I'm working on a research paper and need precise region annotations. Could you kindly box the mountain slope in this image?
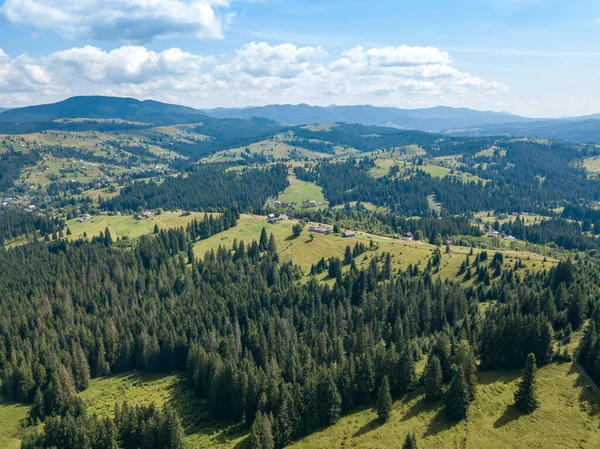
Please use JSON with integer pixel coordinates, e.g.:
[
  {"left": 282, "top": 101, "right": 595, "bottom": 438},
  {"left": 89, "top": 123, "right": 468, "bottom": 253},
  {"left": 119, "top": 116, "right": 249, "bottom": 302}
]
[
  {"left": 445, "top": 117, "right": 600, "bottom": 143},
  {"left": 0, "top": 96, "right": 206, "bottom": 124},
  {"left": 205, "top": 104, "right": 534, "bottom": 132}
]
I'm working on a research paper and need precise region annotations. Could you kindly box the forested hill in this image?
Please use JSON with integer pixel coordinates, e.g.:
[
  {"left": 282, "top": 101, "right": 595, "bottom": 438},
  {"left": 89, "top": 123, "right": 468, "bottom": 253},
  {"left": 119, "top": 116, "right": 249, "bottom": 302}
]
[{"left": 0, "top": 96, "right": 206, "bottom": 125}]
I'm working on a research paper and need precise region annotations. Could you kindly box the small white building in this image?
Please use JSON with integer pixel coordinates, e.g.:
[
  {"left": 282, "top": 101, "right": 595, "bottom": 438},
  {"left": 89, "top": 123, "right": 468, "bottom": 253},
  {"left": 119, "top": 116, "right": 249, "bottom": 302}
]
[{"left": 278, "top": 214, "right": 289, "bottom": 221}]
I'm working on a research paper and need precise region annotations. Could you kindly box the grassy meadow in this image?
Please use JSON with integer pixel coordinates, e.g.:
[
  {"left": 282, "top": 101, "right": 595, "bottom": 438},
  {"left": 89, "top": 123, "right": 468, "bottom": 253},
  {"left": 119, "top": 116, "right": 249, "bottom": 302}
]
[
  {"left": 291, "top": 362, "right": 600, "bottom": 449},
  {"left": 66, "top": 211, "right": 213, "bottom": 241},
  {"left": 0, "top": 396, "right": 30, "bottom": 449},
  {"left": 193, "top": 214, "right": 555, "bottom": 279},
  {"left": 4, "top": 361, "right": 598, "bottom": 449},
  {"left": 275, "top": 175, "right": 326, "bottom": 206}
]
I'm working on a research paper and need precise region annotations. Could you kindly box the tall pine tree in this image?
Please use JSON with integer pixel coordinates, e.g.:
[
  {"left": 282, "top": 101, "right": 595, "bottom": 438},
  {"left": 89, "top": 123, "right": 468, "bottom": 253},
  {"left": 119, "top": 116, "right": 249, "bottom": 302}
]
[
  {"left": 376, "top": 376, "right": 393, "bottom": 423},
  {"left": 514, "top": 353, "right": 539, "bottom": 414}
]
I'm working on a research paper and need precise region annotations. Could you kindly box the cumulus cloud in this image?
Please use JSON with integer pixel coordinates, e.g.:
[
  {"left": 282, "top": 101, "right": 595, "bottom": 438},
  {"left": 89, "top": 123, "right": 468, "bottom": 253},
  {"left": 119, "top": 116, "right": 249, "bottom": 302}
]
[
  {"left": 0, "top": 0, "right": 232, "bottom": 42},
  {"left": 0, "top": 42, "right": 507, "bottom": 109}
]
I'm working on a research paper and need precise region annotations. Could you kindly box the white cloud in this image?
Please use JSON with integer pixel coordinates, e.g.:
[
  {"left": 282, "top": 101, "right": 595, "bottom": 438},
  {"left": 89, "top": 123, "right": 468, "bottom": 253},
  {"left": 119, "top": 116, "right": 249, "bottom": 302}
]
[
  {"left": 0, "top": 0, "right": 232, "bottom": 42},
  {"left": 0, "top": 42, "right": 507, "bottom": 109}
]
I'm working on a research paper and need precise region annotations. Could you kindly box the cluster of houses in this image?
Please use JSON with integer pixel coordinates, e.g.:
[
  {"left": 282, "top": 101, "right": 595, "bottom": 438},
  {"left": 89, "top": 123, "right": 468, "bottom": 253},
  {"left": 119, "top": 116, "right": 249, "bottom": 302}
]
[
  {"left": 1, "top": 196, "right": 32, "bottom": 208},
  {"left": 271, "top": 200, "right": 293, "bottom": 208},
  {"left": 303, "top": 200, "right": 324, "bottom": 208},
  {"left": 267, "top": 213, "right": 289, "bottom": 224},
  {"left": 487, "top": 230, "right": 517, "bottom": 241},
  {"left": 135, "top": 210, "right": 154, "bottom": 221},
  {"left": 309, "top": 224, "right": 332, "bottom": 234}
]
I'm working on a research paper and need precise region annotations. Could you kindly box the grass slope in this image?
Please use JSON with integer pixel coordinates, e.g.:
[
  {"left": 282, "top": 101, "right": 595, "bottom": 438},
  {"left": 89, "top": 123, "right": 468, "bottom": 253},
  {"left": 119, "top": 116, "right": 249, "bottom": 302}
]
[
  {"left": 4, "top": 361, "right": 597, "bottom": 449},
  {"left": 67, "top": 211, "right": 214, "bottom": 241},
  {"left": 276, "top": 175, "right": 326, "bottom": 206},
  {"left": 0, "top": 396, "right": 30, "bottom": 449},
  {"left": 292, "top": 362, "right": 600, "bottom": 449},
  {"left": 193, "top": 215, "right": 554, "bottom": 279},
  {"left": 79, "top": 373, "right": 246, "bottom": 448}
]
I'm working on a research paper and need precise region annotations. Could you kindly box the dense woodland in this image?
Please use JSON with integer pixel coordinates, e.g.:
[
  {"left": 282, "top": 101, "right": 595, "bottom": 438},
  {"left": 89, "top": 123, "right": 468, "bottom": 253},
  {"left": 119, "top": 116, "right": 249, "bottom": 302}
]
[
  {"left": 103, "top": 163, "right": 288, "bottom": 212},
  {"left": 0, "top": 210, "right": 64, "bottom": 245},
  {"left": 0, "top": 217, "right": 595, "bottom": 447},
  {"left": 293, "top": 137, "right": 600, "bottom": 217}
]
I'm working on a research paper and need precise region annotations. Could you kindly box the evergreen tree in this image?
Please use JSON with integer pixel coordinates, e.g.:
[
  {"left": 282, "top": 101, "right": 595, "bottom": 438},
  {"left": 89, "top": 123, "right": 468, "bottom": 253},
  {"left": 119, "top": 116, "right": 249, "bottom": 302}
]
[
  {"left": 250, "top": 411, "right": 275, "bottom": 449},
  {"left": 268, "top": 233, "right": 277, "bottom": 254},
  {"left": 259, "top": 228, "right": 269, "bottom": 251},
  {"left": 344, "top": 245, "right": 352, "bottom": 265},
  {"left": 402, "top": 432, "right": 418, "bottom": 449},
  {"left": 423, "top": 355, "right": 443, "bottom": 402},
  {"left": 445, "top": 367, "right": 471, "bottom": 421},
  {"left": 514, "top": 353, "right": 539, "bottom": 414},
  {"left": 376, "top": 376, "right": 392, "bottom": 423}
]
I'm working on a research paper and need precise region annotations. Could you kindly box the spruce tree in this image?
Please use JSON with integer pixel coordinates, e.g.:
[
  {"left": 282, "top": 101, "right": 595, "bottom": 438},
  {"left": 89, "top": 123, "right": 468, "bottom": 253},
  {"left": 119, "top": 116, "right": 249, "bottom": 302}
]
[
  {"left": 250, "top": 411, "right": 274, "bottom": 449},
  {"left": 423, "top": 355, "right": 443, "bottom": 402},
  {"left": 402, "top": 432, "right": 418, "bottom": 449},
  {"left": 344, "top": 245, "right": 353, "bottom": 265},
  {"left": 376, "top": 375, "right": 393, "bottom": 423},
  {"left": 445, "top": 366, "right": 471, "bottom": 421},
  {"left": 514, "top": 353, "right": 539, "bottom": 414},
  {"left": 259, "top": 227, "right": 268, "bottom": 251}
]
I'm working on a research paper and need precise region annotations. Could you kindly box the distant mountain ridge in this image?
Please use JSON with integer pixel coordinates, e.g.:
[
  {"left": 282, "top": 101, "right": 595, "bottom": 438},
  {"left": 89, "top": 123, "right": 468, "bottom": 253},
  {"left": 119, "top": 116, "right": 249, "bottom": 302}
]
[
  {"left": 204, "top": 104, "right": 535, "bottom": 132},
  {"left": 445, "top": 117, "right": 600, "bottom": 143},
  {"left": 2, "top": 96, "right": 600, "bottom": 143},
  {"left": 0, "top": 96, "right": 206, "bottom": 124}
]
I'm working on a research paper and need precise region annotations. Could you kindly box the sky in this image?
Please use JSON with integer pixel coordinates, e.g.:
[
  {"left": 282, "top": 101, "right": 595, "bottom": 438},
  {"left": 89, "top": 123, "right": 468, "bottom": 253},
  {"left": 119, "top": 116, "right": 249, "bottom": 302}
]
[{"left": 0, "top": 0, "right": 599, "bottom": 117}]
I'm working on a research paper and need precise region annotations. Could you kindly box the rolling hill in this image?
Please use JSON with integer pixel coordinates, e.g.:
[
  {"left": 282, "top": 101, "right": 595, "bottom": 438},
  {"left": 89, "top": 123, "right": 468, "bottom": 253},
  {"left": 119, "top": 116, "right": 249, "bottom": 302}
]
[
  {"left": 0, "top": 96, "right": 206, "bottom": 124},
  {"left": 204, "top": 104, "right": 534, "bottom": 131}
]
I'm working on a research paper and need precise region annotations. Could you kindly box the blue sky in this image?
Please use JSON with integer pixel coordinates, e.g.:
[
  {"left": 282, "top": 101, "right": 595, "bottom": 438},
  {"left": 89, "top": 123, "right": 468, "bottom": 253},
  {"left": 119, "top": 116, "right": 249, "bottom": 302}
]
[{"left": 0, "top": 0, "right": 598, "bottom": 117}]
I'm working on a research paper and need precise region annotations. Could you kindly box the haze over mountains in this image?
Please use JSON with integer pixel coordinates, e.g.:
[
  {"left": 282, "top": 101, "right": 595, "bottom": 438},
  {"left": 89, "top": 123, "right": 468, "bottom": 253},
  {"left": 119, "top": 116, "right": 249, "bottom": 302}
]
[
  {"left": 1, "top": 96, "right": 600, "bottom": 143},
  {"left": 204, "top": 104, "right": 532, "bottom": 132}
]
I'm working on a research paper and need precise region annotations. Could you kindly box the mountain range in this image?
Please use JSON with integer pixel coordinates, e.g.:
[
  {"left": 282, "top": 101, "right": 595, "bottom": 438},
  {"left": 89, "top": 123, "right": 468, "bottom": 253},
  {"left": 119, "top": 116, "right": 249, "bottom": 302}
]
[
  {"left": 204, "top": 104, "right": 533, "bottom": 132},
  {"left": 1, "top": 96, "right": 600, "bottom": 143}
]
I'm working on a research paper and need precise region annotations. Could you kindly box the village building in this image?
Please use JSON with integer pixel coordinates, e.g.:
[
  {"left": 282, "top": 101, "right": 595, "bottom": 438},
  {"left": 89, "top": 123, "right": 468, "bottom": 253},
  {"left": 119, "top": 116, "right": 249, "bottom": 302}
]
[
  {"left": 342, "top": 230, "right": 356, "bottom": 238},
  {"left": 278, "top": 214, "right": 289, "bottom": 221},
  {"left": 309, "top": 224, "right": 331, "bottom": 235},
  {"left": 402, "top": 231, "right": 414, "bottom": 240}
]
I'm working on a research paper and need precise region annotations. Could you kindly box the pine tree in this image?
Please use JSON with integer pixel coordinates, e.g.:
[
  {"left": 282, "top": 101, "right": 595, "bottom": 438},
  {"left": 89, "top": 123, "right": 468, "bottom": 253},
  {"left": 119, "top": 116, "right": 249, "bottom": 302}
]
[
  {"left": 344, "top": 245, "right": 352, "bottom": 265},
  {"left": 250, "top": 411, "right": 275, "bottom": 449},
  {"left": 259, "top": 227, "right": 269, "bottom": 251},
  {"left": 402, "top": 432, "right": 418, "bottom": 449},
  {"left": 376, "top": 376, "right": 393, "bottom": 423},
  {"left": 268, "top": 234, "right": 277, "bottom": 254},
  {"left": 445, "top": 366, "right": 471, "bottom": 421},
  {"left": 323, "top": 372, "right": 342, "bottom": 425},
  {"left": 423, "top": 355, "right": 443, "bottom": 402},
  {"left": 514, "top": 353, "right": 539, "bottom": 414},
  {"left": 30, "top": 387, "right": 45, "bottom": 423}
]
